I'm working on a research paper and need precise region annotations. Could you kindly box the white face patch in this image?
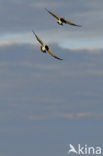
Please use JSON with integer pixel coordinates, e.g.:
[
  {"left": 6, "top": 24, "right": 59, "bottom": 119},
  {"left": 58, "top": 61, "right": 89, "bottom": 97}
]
[
  {"left": 58, "top": 19, "right": 62, "bottom": 24},
  {"left": 42, "top": 46, "right": 46, "bottom": 51}
]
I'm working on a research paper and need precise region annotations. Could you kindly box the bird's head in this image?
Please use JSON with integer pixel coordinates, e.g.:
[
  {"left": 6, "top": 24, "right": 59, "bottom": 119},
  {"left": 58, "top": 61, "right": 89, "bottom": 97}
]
[{"left": 62, "top": 16, "right": 65, "bottom": 19}]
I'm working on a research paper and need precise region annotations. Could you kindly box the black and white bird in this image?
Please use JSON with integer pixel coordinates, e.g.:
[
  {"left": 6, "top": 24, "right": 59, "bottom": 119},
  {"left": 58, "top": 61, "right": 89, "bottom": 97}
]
[
  {"left": 32, "top": 31, "right": 63, "bottom": 60},
  {"left": 45, "top": 8, "right": 81, "bottom": 27}
]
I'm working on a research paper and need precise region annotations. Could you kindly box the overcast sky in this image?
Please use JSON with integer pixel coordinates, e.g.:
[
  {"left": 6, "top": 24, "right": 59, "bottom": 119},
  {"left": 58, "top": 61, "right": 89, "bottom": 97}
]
[{"left": 0, "top": 0, "right": 103, "bottom": 156}]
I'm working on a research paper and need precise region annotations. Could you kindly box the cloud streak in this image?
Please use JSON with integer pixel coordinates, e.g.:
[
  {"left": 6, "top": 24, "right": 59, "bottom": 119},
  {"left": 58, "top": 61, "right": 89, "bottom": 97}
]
[
  {"left": 30, "top": 1, "right": 66, "bottom": 9},
  {"left": 28, "top": 112, "right": 103, "bottom": 121}
]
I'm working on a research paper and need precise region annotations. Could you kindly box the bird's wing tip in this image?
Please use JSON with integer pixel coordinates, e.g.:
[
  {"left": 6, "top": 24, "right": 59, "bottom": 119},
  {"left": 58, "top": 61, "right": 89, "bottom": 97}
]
[
  {"left": 77, "top": 25, "right": 82, "bottom": 27},
  {"left": 32, "top": 30, "right": 35, "bottom": 34},
  {"left": 58, "top": 57, "right": 63, "bottom": 61},
  {"left": 54, "top": 56, "right": 63, "bottom": 61},
  {"left": 32, "top": 30, "right": 37, "bottom": 37},
  {"left": 56, "top": 57, "right": 63, "bottom": 61},
  {"left": 45, "top": 8, "right": 48, "bottom": 12}
]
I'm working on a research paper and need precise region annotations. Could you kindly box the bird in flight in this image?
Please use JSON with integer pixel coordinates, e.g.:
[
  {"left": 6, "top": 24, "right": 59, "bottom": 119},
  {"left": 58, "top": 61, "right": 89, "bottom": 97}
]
[
  {"left": 45, "top": 8, "right": 81, "bottom": 27},
  {"left": 32, "top": 31, "right": 63, "bottom": 60}
]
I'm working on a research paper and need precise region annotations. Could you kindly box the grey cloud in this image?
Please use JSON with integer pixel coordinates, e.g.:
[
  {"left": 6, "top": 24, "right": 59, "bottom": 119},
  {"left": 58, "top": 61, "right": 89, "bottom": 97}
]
[
  {"left": 28, "top": 112, "right": 103, "bottom": 121},
  {"left": 77, "top": 112, "right": 103, "bottom": 120},
  {"left": 30, "top": 1, "right": 66, "bottom": 9},
  {"left": 0, "top": 0, "right": 103, "bottom": 42},
  {"left": 0, "top": 44, "right": 103, "bottom": 122}
]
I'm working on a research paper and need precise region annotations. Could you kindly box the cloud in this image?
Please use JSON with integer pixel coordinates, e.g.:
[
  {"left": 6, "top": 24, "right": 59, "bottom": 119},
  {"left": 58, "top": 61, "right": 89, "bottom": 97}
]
[
  {"left": 0, "top": 0, "right": 103, "bottom": 51},
  {"left": 28, "top": 112, "right": 103, "bottom": 121},
  {"left": 0, "top": 0, "right": 103, "bottom": 39},
  {"left": 30, "top": 1, "right": 66, "bottom": 9},
  {"left": 1, "top": 28, "right": 103, "bottom": 50},
  {"left": 0, "top": 32, "right": 32, "bottom": 47},
  {"left": 1, "top": 30, "right": 103, "bottom": 52},
  {"left": 0, "top": 43, "right": 103, "bottom": 125},
  {"left": 28, "top": 113, "right": 73, "bottom": 121},
  {"left": 77, "top": 112, "right": 103, "bottom": 120}
]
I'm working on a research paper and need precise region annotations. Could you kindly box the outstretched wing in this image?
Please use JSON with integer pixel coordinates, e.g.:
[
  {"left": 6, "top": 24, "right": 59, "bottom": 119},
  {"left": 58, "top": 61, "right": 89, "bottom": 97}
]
[
  {"left": 65, "top": 19, "right": 81, "bottom": 27},
  {"left": 48, "top": 49, "right": 63, "bottom": 60},
  {"left": 32, "top": 30, "right": 44, "bottom": 45},
  {"left": 45, "top": 8, "right": 60, "bottom": 20}
]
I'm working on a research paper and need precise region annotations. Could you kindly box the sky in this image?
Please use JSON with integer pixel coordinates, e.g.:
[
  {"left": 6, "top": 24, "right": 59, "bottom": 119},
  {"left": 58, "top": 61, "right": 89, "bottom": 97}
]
[{"left": 0, "top": 0, "right": 103, "bottom": 156}]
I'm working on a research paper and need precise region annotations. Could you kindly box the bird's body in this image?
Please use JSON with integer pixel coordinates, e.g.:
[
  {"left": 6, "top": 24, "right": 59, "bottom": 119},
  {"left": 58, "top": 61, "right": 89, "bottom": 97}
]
[
  {"left": 58, "top": 19, "right": 63, "bottom": 25},
  {"left": 41, "top": 46, "right": 46, "bottom": 52},
  {"left": 45, "top": 8, "right": 81, "bottom": 27},
  {"left": 32, "top": 31, "right": 63, "bottom": 60},
  {"left": 41, "top": 45, "right": 49, "bottom": 53}
]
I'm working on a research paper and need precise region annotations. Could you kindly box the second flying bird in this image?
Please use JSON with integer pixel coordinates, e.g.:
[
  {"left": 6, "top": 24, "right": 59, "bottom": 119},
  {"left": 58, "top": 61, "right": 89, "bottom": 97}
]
[{"left": 45, "top": 8, "right": 81, "bottom": 27}]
